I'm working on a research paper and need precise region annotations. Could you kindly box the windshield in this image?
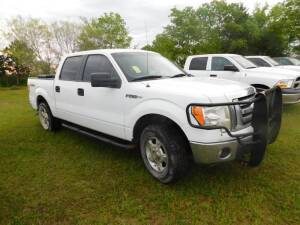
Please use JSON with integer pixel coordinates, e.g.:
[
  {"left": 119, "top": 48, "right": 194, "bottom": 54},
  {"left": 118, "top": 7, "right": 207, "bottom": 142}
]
[
  {"left": 111, "top": 52, "right": 185, "bottom": 81},
  {"left": 264, "top": 56, "right": 280, "bottom": 66},
  {"left": 289, "top": 57, "right": 300, "bottom": 65},
  {"left": 230, "top": 55, "right": 257, "bottom": 69}
]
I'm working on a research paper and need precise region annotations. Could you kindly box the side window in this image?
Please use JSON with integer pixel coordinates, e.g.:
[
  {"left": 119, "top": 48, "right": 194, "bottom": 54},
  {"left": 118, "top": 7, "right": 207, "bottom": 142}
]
[
  {"left": 249, "top": 58, "right": 271, "bottom": 67},
  {"left": 211, "top": 57, "right": 234, "bottom": 71},
  {"left": 83, "top": 55, "right": 116, "bottom": 82},
  {"left": 60, "top": 56, "right": 83, "bottom": 81},
  {"left": 189, "top": 57, "right": 208, "bottom": 70}
]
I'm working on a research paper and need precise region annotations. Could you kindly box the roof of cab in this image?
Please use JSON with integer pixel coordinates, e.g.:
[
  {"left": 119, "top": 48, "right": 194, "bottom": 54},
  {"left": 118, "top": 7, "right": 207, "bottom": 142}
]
[
  {"left": 188, "top": 53, "right": 241, "bottom": 58},
  {"left": 65, "top": 49, "right": 155, "bottom": 57},
  {"left": 246, "top": 56, "right": 267, "bottom": 58}
]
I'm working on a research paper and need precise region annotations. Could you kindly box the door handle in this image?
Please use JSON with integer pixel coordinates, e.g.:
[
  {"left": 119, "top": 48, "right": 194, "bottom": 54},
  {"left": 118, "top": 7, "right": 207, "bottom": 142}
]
[
  {"left": 55, "top": 86, "right": 60, "bottom": 92},
  {"left": 210, "top": 74, "right": 217, "bottom": 77},
  {"left": 77, "top": 88, "right": 84, "bottom": 96}
]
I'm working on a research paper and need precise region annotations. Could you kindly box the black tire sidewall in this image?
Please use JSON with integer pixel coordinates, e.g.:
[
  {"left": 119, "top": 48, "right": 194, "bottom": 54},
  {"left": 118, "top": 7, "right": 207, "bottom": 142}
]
[{"left": 140, "top": 124, "right": 187, "bottom": 183}]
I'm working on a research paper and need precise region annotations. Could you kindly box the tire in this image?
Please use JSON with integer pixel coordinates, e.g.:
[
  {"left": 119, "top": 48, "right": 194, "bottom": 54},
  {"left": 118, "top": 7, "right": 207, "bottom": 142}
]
[
  {"left": 140, "top": 124, "right": 189, "bottom": 183},
  {"left": 38, "top": 102, "right": 60, "bottom": 131}
]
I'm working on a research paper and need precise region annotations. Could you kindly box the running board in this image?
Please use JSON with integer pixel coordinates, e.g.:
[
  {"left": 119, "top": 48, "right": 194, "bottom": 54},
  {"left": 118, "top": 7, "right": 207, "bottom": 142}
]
[{"left": 62, "top": 123, "right": 136, "bottom": 149}]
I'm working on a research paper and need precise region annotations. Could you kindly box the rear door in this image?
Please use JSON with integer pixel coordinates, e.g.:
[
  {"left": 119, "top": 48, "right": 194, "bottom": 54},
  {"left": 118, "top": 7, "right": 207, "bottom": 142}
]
[
  {"left": 209, "top": 56, "right": 242, "bottom": 81},
  {"left": 186, "top": 57, "right": 210, "bottom": 77},
  {"left": 54, "top": 55, "right": 85, "bottom": 123}
]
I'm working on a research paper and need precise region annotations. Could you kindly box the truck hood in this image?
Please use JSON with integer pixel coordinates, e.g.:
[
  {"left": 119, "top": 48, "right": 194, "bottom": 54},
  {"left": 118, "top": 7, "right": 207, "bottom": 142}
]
[
  {"left": 247, "top": 67, "right": 300, "bottom": 79},
  {"left": 139, "top": 77, "right": 252, "bottom": 102},
  {"left": 276, "top": 65, "right": 300, "bottom": 72}
]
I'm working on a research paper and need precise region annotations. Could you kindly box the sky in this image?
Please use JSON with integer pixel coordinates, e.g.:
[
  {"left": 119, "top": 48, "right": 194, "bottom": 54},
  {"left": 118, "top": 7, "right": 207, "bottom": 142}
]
[{"left": 0, "top": 0, "right": 283, "bottom": 49}]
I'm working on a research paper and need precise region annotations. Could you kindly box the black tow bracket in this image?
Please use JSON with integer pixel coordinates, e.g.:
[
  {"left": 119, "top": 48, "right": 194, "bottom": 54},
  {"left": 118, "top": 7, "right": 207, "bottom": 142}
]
[{"left": 242, "top": 87, "right": 282, "bottom": 167}]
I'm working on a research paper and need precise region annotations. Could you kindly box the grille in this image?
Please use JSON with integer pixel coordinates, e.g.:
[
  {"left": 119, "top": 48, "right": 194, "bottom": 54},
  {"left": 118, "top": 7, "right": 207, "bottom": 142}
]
[
  {"left": 294, "top": 77, "right": 300, "bottom": 89},
  {"left": 233, "top": 93, "right": 255, "bottom": 129}
]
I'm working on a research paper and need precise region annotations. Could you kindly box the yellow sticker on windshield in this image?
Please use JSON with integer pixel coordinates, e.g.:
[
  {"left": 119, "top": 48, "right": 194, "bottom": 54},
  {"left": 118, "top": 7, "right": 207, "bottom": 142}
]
[{"left": 132, "top": 65, "right": 141, "bottom": 73}]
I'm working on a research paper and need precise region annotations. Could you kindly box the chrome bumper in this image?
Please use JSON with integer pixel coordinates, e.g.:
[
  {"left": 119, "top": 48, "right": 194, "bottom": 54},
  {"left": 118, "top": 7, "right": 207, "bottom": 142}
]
[
  {"left": 190, "top": 137, "right": 251, "bottom": 164},
  {"left": 282, "top": 88, "right": 300, "bottom": 104},
  {"left": 282, "top": 93, "right": 300, "bottom": 104}
]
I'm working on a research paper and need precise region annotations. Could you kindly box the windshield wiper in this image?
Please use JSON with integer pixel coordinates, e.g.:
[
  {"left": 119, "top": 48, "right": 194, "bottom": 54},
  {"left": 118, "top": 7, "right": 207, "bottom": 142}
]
[
  {"left": 246, "top": 66, "right": 257, "bottom": 69},
  {"left": 131, "top": 75, "right": 163, "bottom": 82}
]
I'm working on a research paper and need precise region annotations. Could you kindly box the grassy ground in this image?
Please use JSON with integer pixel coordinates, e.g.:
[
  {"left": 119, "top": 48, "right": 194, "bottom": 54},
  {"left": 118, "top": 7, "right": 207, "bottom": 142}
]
[{"left": 0, "top": 87, "right": 299, "bottom": 225}]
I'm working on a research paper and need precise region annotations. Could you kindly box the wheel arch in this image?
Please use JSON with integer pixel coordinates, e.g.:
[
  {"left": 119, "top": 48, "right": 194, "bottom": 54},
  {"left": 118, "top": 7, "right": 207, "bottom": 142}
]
[
  {"left": 251, "top": 84, "right": 270, "bottom": 92},
  {"left": 132, "top": 113, "right": 192, "bottom": 155}
]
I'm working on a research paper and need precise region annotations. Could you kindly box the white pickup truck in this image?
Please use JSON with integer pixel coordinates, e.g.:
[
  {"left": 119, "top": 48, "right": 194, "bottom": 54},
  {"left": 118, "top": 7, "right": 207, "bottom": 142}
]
[
  {"left": 28, "top": 49, "right": 282, "bottom": 183},
  {"left": 184, "top": 54, "right": 300, "bottom": 104},
  {"left": 246, "top": 56, "right": 300, "bottom": 72}
]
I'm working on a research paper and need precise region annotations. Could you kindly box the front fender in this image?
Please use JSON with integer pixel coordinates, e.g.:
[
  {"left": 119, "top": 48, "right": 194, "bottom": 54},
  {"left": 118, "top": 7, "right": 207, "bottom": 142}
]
[{"left": 125, "top": 99, "right": 189, "bottom": 140}]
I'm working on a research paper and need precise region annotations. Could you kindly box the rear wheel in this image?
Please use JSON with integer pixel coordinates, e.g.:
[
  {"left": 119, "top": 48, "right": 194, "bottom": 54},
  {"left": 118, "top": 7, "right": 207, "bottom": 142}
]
[
  {"left": 38, "top": 102, "right": 60, "bottom": 131},
  {"left": 140, "top": 124, "right": 189, "bottom": 183}
]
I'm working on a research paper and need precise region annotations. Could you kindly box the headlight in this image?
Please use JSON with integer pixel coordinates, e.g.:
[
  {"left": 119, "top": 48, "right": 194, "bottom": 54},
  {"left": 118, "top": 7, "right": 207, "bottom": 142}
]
[
  {"left": 276, "top": 79, "right": 294, "bottom": 89},
  {"left": 188, "top": 105, "right": 232, "bottom": 130}
]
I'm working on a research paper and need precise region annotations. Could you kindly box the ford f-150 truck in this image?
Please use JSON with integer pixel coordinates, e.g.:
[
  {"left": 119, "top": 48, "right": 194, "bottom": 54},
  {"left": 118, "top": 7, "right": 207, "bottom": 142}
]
[
  {"left": 184, "top": 54, "right": 300, "bottom": 104},
  {"left": 246, "top": 56, "right": 300, "bottom": 72},
  {"left": 28, "top": 49, "right": 282, "bottom": 183}
]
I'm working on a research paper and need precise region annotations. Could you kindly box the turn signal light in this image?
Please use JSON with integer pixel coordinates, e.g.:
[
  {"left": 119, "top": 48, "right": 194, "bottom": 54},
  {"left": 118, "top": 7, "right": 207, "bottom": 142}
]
[{"left": 191, "top": 106, "right": 205, "bottom": 126}]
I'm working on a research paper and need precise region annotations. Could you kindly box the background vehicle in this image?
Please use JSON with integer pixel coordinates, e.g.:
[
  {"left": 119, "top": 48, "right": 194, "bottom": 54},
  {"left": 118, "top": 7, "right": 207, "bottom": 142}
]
[
  {"left": 273, "top": 57, "right": 300, "bottom": 66},
  {"left": 246, "top": 56, "right": 300, "bottom": 72},
  {"left": 28, "top": 49, "right": 282, "bottom": 183},
  {"left": 184, "top": 54, "right": 300, "bottom": 104}
]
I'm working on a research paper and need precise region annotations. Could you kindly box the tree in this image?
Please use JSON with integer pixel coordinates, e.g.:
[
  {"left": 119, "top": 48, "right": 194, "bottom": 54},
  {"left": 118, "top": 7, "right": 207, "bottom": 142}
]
[
  {"left": 3, "top": 41, "right": 33, "bottom": 84},
  {"left": 78, "top": 12, "right": 132, "bottom": 50},
  {"left": 0, "top": 55, "right": 6, "bottom": 77},
  {"left": 50, "top": 21, "right": 81, "bottom": 59},
  {"left": 145, "top": 1, "right": 253, "bottom": 66},
  {"left": 278, "top": 0, "right": 300, "bottom": 54},
  {"left": 5, "top": 16, "right": 56, "bottom": 72}
]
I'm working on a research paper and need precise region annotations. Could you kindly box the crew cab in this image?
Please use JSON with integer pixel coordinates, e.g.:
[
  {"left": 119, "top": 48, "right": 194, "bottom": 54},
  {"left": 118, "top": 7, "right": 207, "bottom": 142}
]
[
  {"left": 184, "top": 54, "right": 300, "bottom": 104},
  {"left": 246, "top": 56, "right": 300, "bottom": 72},
  {"left": 28, "top": 49, "right": 282, "bottom": 183}
]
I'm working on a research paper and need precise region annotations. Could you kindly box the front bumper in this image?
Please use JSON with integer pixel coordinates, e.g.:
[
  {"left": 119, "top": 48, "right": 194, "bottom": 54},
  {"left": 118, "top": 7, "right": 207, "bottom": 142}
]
[
  {"left": 190, "top": 137, "right": 251, "bottom": 164},
  {"left": 187, "top": 87, "right": 282, "bottom": 166},
  {"left": 282, "top": 88, "right": 300, "bottom": 104}
]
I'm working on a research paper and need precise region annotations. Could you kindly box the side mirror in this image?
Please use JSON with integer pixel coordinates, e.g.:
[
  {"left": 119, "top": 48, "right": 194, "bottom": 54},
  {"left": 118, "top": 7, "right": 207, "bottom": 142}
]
[
  {"left": 224, "top": 65, "right": 239, "bottom": 72},
  {"left": 91, "top": 73, "right": 121, "bottom": 88}
]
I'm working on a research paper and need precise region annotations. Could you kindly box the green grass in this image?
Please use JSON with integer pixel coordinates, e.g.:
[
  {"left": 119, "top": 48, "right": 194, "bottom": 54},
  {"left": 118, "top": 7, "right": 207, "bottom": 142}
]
[{"left": 0, "top": 87, "right": 299, "bottom": 225}]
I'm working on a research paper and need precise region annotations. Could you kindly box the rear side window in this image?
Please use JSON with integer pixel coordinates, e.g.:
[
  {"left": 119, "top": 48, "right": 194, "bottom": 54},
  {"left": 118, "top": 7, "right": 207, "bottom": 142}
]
[
  {"left": 211, "top": 57, "right": 234, "bottom": 71},
  {"left": 248, "top": 58, "right": 271, "bottom": 67},
  {"left": 189, "top": 57, "right": 208, "bottom": 70},
  {"left": 83, "top": 55, "right": 116, "bottom": 82},
  {"left": 60, "top": 56, "right": 83, "bottom": 81}
]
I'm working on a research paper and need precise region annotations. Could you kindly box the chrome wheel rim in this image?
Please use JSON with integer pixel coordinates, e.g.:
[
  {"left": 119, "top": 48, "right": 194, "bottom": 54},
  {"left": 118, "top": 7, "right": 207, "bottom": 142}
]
[
  {"left": 145, "top": 137, "right": 168, "bottom": 173},
  {"left": 39, "top": 105, "right": 49, "bottom": 130}
]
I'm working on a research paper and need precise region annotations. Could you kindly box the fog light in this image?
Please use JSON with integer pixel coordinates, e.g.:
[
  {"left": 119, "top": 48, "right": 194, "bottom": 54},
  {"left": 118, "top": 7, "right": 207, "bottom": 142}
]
[{"left": 219, "top": 147, "right": 231, "bottom": 159}]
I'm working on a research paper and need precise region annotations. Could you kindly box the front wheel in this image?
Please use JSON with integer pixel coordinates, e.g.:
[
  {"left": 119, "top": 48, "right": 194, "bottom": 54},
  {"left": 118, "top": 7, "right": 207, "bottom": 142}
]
[
  {"left": 38, "top": 102, "right": 60, "bottom": 131},
  {"left": 140, "top": 124, "right": 189, "bottom": 183}
]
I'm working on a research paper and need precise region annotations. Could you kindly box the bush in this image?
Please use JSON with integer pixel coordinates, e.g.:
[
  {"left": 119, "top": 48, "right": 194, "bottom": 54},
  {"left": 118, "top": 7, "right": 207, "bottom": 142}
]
[{"left": 0, "top": 75, "right": 28, "bottom": 87}]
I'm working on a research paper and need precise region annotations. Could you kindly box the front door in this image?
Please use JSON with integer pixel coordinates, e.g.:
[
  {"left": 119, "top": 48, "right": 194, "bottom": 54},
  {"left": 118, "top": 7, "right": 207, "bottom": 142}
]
[
  {"left": 78, "top": 54, "right": 125, "bottom": 139},
  {"left": 209, "top": 56, "right": 242, "bottom": 82}
]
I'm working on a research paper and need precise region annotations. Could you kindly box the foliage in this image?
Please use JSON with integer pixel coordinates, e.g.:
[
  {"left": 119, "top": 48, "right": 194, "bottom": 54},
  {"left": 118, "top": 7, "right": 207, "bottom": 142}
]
[
  {"left": 146, "top": 0, "right": 298, "bottom": 65},
  {"left": 50, "top": 21, "right": 81, "bottom": 58},
  {"left": 78, "top": 12, "right": 132, "bottom": 50}
]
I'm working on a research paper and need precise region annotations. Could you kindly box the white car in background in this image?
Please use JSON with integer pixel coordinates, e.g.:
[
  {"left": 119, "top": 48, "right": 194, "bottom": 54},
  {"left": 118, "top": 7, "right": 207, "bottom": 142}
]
[
  {"left": 184, "top": 54, "right": 300, "bottom": 104},
  {"left": 273, "top": 57, "right": 300, "bottom": 66},
  {"left": 246, "top": 56, "right": 300, "bottom": 72}
]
